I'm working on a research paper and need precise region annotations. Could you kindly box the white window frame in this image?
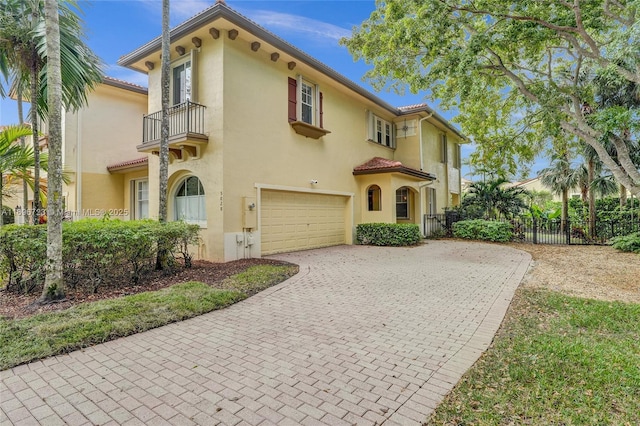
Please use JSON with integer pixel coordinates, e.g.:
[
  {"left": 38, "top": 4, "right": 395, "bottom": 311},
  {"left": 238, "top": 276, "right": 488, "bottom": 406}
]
[
  {"left": 135, "top": 179, "right": 149, "bottom": 220},
  {"left": 174, "top": 176, "right": 207, "bottom": 227},
  {"left": 367, "top": 112, "right": 396, "bottom": 148},
  {"left": 130, "top": 179, "right": 149, "bottom": 220},
  {"left": 170, "top": 50, "right": 198, "bottom": 106},
  {"left": 297, "top": 76, "right": 320, "bottom": 126},
  {"left": 396, "top": 187, "right": 410, "bottom": 219}
]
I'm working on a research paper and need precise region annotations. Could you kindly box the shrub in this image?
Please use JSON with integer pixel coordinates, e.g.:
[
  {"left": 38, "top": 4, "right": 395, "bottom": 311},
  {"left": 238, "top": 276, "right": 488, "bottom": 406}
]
[
  {"left": 0, "top": 219, "right": 201, "bottom": 294},
  {"left": 2, "top": 206, "right": 15, "bottom": 225},
  {"left": 356, "top": 223, "right": 422, "bottom": 246},
  {"left": 610, "top": 232, "right": 640, "bottom": 254},
  {"left": 452, "top": 219, "right": 513, "bottom": 242}
]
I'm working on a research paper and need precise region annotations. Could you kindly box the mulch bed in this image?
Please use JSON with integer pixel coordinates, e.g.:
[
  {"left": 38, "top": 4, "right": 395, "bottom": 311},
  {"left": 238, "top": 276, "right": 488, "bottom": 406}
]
[{"left": 0, "top": 258, "right": 292, "bottom": 320}]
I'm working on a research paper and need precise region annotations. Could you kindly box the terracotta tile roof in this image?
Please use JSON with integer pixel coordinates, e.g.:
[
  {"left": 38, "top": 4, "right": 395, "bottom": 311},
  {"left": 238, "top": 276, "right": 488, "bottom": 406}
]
[
  {"left": 353, "top": 157, "right": 436, "bottom": 180},
  {"left": 103, "top": 76, "right": 148, "bottom": 94},
  {"left": 354, "top": 157, "right": 403, "bottom": 171},
  {"left": 107, "top": 157, "right": 148, "bottom": 172}
]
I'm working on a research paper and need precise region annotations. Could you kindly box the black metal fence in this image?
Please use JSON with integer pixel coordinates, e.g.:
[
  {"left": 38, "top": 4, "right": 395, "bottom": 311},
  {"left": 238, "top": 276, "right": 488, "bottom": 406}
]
[
  {"left": 142, "top": 100, "right": 207, "bottom": 144},
  {"left": 424, "top": 212, "right": 640, "bottom": 245}
]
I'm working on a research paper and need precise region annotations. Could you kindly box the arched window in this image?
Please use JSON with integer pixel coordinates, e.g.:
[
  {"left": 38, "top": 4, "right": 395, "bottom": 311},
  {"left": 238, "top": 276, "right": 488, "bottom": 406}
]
[
  {"left": 175, "top": 176, "right": 206, "bottom": 225},
  {"left": 367, "top": 185, "right": 382, "bottom": 211}
]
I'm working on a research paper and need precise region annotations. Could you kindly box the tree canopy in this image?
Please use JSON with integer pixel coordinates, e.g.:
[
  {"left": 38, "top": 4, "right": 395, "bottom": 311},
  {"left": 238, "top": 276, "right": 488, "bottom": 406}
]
[{"left": 343, "top": 0, "right": 640, "bottom": 195}]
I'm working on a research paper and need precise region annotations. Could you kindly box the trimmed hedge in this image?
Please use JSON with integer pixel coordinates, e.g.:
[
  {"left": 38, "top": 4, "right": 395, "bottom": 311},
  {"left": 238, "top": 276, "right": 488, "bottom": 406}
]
[
  {"left": 610, "top": 232, "right": 640, "bottom": 254},
  {"left": 356, "top": 223, "right": 422, "bottom": 246},
  {"left": 0, "top": 219, "right": 200, "bottom": 294},
  {"left": 452, "top": 219, "right": 513, "bottom": 242}
]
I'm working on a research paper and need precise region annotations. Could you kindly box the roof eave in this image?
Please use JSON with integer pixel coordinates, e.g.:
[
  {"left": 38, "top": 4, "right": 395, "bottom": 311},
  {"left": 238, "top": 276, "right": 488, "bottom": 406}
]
[
  {"left": 118, "top": 3, "right": 399, "bottom": 115},
  {"left": 353, "top": 167, "right": 436, "bottom": 181},
  {"left": 118, "top": 3, "right": 466, "bottom": 141}
]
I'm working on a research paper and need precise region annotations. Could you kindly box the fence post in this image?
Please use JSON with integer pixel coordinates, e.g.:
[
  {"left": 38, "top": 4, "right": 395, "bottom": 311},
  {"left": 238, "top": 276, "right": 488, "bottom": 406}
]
[
  {"left": 533, "top": 217, "right": 537, "bottom": 244},
  {"left": 566, "top": 219, "right": 571, "bottom": 245}
]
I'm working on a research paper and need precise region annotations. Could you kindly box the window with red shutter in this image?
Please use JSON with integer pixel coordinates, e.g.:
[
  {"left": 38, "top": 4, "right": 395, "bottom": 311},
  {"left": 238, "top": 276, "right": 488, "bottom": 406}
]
[
  {"left": 288, "top": 77, "right": 297, "bottom": 122},
  {"left": 288, "top": 76, "right": 330, "bottom": 139}
]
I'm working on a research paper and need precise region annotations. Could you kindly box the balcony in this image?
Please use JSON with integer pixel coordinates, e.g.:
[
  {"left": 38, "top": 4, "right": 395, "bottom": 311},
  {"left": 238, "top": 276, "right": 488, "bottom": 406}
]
[{"left": 138, "top": 101, "right": 208, "bottom": 159}]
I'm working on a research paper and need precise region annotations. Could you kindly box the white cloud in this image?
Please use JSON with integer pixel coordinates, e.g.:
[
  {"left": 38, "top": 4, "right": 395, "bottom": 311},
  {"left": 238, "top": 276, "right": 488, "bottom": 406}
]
[{"left": 241, "top": 9, "right": 351, "bottom": 42}]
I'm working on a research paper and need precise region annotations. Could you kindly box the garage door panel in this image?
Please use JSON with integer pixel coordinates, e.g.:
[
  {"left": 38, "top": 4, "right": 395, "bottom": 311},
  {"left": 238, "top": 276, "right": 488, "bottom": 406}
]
[{"left": 261, "top": 190, "right": 347, "bottom": 255}]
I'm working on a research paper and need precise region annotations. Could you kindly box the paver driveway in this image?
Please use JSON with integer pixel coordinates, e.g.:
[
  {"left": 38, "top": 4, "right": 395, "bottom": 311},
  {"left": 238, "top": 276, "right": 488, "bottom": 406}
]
[{"left": 1, "top": 241, "right": 530, "bottom": 426}]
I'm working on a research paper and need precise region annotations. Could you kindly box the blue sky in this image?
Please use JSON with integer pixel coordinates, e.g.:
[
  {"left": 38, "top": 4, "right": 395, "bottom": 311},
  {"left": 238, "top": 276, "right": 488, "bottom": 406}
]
[{"left": 0, "top": 0, "right": 517, "bottom": 180}]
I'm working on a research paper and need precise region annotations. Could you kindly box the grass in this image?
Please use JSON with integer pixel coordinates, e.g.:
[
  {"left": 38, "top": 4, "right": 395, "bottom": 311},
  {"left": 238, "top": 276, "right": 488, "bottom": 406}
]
[
  {"left": 0, "top": 264, "right": 297, "bottom": 370},
  {"left": 427, "top": 288, "right": 640, "bottom": 425}
]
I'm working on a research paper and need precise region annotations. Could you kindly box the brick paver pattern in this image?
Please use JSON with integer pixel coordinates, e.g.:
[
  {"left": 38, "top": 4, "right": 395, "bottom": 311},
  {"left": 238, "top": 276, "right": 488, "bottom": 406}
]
[{"left": 1, "top": 241, "right": 531, "bottom": 425}]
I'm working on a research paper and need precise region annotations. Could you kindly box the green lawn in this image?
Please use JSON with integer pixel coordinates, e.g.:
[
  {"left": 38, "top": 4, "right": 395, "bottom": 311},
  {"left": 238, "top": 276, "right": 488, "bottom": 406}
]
[
  {"left": 427, "top": 289, "right": 640, "bottom": 425},
  {"left": 0, "top": 264, "right": 297, "bottom": 370}
]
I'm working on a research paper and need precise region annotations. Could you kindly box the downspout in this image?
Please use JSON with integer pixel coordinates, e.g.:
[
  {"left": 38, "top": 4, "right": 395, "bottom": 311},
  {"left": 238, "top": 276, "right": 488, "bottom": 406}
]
[{"left": 76, "top": 109, "right": 82, "bottom": 218}]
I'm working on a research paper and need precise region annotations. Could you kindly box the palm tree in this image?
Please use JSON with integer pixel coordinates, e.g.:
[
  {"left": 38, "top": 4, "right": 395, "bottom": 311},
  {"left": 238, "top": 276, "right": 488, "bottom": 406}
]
[
  {"left": 591, "top": 59, "right": 640, "bottom": 207},
  {"left": 462, "top": 178, "right": 528, "bottom": 220},
  {"left": 41, "top": 0, "right": 64, "bottom": 302},
  {"left": 0, "top": 0, "right": 102, "bottom": 224},
  {"left": 0, "top": 125, "right": 48, "bottom": 226},
  {"left": 539, "top": 156, "right": 582, "bottom": 233}
]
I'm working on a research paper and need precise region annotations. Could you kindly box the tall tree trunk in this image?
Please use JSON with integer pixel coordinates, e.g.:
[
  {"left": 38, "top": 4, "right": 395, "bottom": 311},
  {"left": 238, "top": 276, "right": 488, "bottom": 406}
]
[
  {"left": 17, "top": 85, "right": 29, "bottom": 225},
  {"left": 588, "top": 158, "right": 596, "bottom": 239},
  {"left": 30, "top": 3, "right": 41, "bottom": 225},
  {"left": 40, "top": 0, "right": 64, "bottom": 303},
  {"left": 156, "top": 0, "right": 170, "bottom": 270},
  {"left": 159, "top": 0, "right": 169, "bottom": 223},
  {"left": 561, "top": 188, "right": 568, "bottom": 234},
  {"left": 620, "top": 184, "right": 627, "bottom": 208}
]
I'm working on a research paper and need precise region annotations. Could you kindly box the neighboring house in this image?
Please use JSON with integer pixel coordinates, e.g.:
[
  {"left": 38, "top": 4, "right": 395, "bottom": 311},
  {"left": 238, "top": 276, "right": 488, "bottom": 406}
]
[
  {"left": 509, "top": 177, "right": 578, "bottom": 202},
  {"left": 5, "top": 77, "right": 148, "bottom": 223},
  {"left": 112, "top": 2, "right": 466, "bottom": 261}
]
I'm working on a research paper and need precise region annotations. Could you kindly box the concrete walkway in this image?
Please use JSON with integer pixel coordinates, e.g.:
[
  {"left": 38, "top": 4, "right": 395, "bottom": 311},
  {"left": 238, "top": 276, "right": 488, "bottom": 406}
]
[{"left": 1, "top": 241, "right": 530, "bottom": 426}]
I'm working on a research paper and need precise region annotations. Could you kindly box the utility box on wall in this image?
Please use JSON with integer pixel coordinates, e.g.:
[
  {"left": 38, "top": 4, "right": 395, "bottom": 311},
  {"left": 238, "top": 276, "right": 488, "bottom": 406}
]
[{"left": 243, "top": 196, "right": 257, "bottom": 229}]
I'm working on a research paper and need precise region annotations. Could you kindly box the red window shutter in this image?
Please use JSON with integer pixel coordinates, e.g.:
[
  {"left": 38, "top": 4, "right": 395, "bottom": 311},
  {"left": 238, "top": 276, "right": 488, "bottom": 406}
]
[
  {"left": 288, "top": 77, "right": 297, "bottom": 122},
  {"left": 319, "top": 91, "right": 324, "bottom": 128}
]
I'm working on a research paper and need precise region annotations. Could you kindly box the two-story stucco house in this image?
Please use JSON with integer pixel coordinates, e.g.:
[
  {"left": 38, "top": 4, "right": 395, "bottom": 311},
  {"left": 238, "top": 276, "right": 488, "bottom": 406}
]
[{"left": 112, "top": 1, "right": 466, "bottom": 261}]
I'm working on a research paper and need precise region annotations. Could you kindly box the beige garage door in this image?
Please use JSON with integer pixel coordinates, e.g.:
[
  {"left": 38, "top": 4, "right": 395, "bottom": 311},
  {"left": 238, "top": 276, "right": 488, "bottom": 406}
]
[{"left": 261, "top": 190, "right": 348, "bottom": 255}]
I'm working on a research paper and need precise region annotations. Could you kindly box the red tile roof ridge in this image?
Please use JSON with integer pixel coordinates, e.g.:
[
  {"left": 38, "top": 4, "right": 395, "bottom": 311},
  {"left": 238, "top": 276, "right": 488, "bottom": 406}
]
[
  {"left": 107, "top": 157, "right": 148, "bottom": 170},
  {"left": 354, "top": 157, "right": 404, "bottom": 171}
]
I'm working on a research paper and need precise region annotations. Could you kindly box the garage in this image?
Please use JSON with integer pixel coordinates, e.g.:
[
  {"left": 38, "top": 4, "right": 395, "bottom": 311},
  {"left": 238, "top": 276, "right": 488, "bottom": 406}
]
[{"left": 260, "top": 190, "right": 348, "bottom": 255}]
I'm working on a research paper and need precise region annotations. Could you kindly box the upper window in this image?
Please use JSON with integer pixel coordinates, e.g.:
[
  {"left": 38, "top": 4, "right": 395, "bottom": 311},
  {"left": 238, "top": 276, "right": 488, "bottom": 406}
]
[
  {"left": 440, "top": 134, "right": 448, "bottom": 163},
  {"left": 175, "top": 176, "right": 206, "bottom": 226},
  {"left": 301, "top": 80, "right": 314, "bottom": 125},
  {"left": 396, "top": 187, "right": 410, "bottom": 219},
  {"left": 367, "top": 185, "right": 382, "bottom": 211},
  {"left": 453, "top": 143, "right": 461, "bottom": 168},
  {"left": 288, "top": 77, "right": 328, "bottom": 139},
  {"left": 368, "top": 113, "right": 395, "bottom": 148},
  {"left": 172, "top": 60, "right": 191, "bottom": 105}
]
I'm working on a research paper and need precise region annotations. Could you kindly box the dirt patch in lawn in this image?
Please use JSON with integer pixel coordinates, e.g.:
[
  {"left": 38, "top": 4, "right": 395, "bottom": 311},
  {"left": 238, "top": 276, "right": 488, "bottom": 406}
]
[
  {"left": 0, "top": 258, "right": 297, "bottom": 320},
  {"left": 510, "top": 243, "right": 640, "bottom": 303}
]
